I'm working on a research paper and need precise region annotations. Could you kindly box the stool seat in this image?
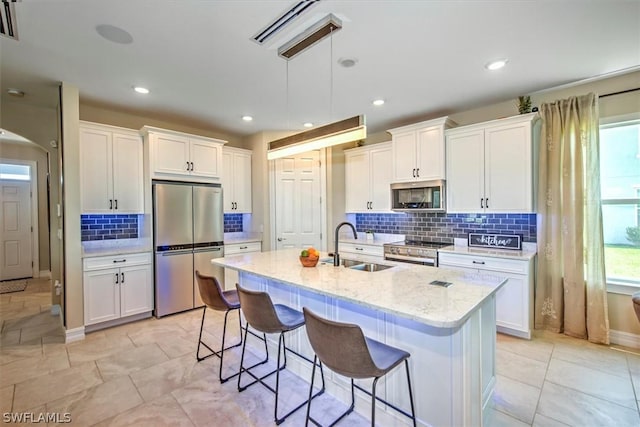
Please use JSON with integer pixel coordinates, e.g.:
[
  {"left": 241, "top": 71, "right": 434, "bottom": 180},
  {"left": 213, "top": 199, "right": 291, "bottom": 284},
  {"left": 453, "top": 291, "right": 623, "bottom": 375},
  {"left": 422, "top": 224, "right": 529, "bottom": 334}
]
[
  {"left": 274, "top": 304, "right": 305, "bottom": 329},
  {"left": 221, "top": 290, "right": 240, "bottom": 309},
  {"left": 365, "top": 337, "right": 410, "bottom": 377}
]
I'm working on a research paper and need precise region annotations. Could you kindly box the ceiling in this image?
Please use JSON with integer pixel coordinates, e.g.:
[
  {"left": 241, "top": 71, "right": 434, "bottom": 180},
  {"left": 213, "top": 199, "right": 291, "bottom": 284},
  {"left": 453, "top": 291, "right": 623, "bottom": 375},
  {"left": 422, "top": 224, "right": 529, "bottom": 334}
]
[{"left": 2, "top": 0, "right": 639, "bottom": 138}]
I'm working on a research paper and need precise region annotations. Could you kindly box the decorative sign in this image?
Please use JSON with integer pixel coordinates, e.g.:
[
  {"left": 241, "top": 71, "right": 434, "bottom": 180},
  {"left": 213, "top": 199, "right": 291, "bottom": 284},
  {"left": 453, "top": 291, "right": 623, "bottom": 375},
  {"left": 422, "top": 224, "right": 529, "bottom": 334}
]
[{"left": 468, "top": 233, "right": 522, "bottom": 250}]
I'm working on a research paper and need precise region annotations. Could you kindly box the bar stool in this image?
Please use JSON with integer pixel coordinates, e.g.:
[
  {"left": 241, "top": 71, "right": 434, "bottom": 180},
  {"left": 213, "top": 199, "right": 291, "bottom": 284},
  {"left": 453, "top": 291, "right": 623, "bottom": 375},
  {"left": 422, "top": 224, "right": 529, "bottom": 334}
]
[
  {"left": 236, "top": 284, "right": 326, "bottom": 425},
  {"left": 194, "top": 271, "right": 267, "bottom": 383},
  {"left": 302, "top": 307, "right": 417, "bottom": 427}
]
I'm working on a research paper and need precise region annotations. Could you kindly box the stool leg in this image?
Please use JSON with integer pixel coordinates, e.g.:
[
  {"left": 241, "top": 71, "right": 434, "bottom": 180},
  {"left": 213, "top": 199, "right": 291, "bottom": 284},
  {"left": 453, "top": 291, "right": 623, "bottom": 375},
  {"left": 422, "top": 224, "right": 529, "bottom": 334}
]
[
  {"left": 237, "top": 322, "right": 250, "bottom": 391},
  {"left": 274, "top": 332, "right": 285, "bottom": 424},
  {"left": 218, "top": 308, "right": 242, "bottom": 383},
  {"left": 371, "top": 377, "right": 380, "bottom": 427},
  {"left": 405, "top": 360, "right": 417, "bottom": 427}
]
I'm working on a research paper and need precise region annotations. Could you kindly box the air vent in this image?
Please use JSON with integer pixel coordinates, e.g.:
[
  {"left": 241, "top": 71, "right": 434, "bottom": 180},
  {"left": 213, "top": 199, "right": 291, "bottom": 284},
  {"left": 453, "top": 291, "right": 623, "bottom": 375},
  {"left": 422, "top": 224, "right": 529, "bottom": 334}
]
[
  {"left": 252, "top": 0, "right": 319, "bottom": 45},
  {"left": 0, "top": 0, "right": 18, "bottom": 41},
  {"left": 278, "top": 13, "right": 341, "bottom": 60}
]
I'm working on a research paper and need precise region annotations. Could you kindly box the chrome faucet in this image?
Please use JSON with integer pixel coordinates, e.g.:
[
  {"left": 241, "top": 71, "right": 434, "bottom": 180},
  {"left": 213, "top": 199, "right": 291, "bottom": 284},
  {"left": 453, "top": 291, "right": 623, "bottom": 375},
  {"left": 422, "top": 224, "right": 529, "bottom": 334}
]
[{"left": 334, "top": 221, "right": 357, "bottom": 266}]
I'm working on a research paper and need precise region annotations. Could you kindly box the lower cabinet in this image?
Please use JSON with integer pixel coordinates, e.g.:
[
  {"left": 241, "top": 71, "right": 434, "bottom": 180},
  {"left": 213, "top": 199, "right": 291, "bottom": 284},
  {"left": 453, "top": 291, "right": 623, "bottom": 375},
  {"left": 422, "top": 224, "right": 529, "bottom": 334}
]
[
  {"left": 224, "top": 242, "right": 262, "bottom": 290},
  {"left": 339, "top": 241, "right": 384, "bottom": 259},
  {"left": 83, "top": 252, "right": 153, "bottom": 326},
  {"left": 438, "top": 251, "right": 534, "bottom": 339}
]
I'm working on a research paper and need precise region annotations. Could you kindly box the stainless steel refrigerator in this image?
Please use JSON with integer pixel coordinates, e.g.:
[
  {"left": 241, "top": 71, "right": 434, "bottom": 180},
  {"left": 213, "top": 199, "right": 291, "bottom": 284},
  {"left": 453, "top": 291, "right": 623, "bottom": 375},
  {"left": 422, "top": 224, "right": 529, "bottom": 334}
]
[{"left": 153, "top": 181, "right": 224, "bottom": 317}]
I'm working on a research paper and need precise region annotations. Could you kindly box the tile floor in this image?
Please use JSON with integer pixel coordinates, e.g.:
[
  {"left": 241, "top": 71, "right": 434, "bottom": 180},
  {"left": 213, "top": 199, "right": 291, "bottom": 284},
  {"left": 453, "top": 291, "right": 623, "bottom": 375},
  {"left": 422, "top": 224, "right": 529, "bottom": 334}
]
[{"left": 1, "top": 277, "right": 639, "bottom": 426}]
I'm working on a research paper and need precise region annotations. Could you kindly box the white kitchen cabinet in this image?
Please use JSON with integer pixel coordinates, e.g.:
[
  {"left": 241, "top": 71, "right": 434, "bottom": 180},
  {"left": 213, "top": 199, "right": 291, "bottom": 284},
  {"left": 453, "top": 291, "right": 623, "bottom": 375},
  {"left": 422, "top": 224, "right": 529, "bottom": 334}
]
[
  {"left": 222, "top": 147, "right": 252, "bottom": 213},
  {"left": 141, "top": 126, "right": 225, "bottom": 183},
  {"left": 224, "top": 241, "right": 262, "bottom": 290},
  {"left": 345, "top": 142, "right": 392, "bottom": 212},
  {"left": 79, "top": 122, "right": 144, "bottom": 214},
  {"left": 438, "top": 251, "right": 534, "bottom": 339},
  {"left": 388, "top": 117, "right": 455, "bottom": 183},
  {"left": 446, "top": 113, "right": 539, "bottom": 213},
  {"left": 83, "top": 252, "right": 153, "bottom": 326},
  {"left": 339, "top": 241, "right": 384, "bottom": 259}
]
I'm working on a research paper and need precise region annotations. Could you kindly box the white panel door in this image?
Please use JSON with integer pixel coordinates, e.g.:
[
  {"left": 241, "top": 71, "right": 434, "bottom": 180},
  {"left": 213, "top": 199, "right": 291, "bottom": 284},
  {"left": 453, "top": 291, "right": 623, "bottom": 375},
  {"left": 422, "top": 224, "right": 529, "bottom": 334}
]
[
  {"left": 80, "top": 127, "right": 112, "bottom": 213},
  {"left": 275, "top": 151, "right": 322, "bottom": 250},
  {"left": 112, "top": 132, "right": 143, "bottom": 213},
  {"left": 416, "top": 126, "right": 445, "bottom": 180},
  {"left": 485, "top": 124, "right": 532, "bottom": 212},
  {"left": 83, "top": 268, "right": 120, "bottom": 325},
  {"left": 221, "top": 150, "right": 234, "bottom": 212},
  {"left": 446, "top": 130, "right": 485, "bottom": 213},
  {"left": 119, "top": 264, "right": 153, "bottom": 317},
  {"left": 392, "top": 131, "right": 417, "bottom": 182},
  {"left": 0, "top": 180, "right": 33, "bottom": 280},
  {"left": 234, "top": 151, "right": 252, "bottom": 212},
  {"left": 369, "top": 144, "right": 392, "bottom": 211},
  {"left": 153, "top": 134, "right": 191, "bottom": 176},
  {"left": 344, "top": 150, "right": 370, "bottom": 212}
]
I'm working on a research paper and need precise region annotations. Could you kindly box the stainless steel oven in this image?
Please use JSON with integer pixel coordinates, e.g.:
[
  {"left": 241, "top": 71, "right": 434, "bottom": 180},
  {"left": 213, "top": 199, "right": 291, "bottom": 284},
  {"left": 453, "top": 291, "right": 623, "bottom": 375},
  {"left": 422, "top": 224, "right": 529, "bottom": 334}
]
[{"left": 383, "top": 240, "right": 450, "bottom": 266}]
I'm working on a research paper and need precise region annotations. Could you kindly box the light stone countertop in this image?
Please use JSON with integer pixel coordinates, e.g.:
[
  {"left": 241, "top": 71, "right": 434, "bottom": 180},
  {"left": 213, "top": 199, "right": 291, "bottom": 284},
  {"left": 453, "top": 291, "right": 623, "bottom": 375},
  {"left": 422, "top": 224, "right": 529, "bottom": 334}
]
[
  {"left": 213, "top": 248, "right": 506, "bottom": 329},
  {"left": 82, "top": 238, "right": 152, "bottom": 258},
  {"left": 224, "top": 232, "right": 263, "bottom": 245}
]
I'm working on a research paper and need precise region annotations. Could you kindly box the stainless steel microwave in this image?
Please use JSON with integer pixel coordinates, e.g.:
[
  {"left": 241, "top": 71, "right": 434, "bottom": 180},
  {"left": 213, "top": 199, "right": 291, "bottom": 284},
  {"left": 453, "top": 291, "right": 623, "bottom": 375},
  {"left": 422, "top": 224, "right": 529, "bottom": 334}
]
[{"left": 391, "top": 180, "right": 446, "bottom": 212}]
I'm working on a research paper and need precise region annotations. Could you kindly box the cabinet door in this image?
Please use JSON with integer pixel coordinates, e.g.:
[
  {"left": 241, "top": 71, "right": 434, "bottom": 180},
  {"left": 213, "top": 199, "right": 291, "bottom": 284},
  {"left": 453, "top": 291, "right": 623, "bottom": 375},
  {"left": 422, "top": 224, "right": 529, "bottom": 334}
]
[
  {"left": 345, "top": 150, "right": 370, "bottom": 212},
  {"left": 392, "top": 131, "right": 417, "bottom": 182},
  {"left": 446, "top": 130, "right": 485, "bottom": 213},
  {"left": 416, "top": 126, "right": 445, "bottom": 180},
  {"left": 494, "top": 273, "right": 528, "bottom": 335},
  {"left": 369, "top": 145, "right": 392, "bottom": 211},
  {"left": 233, "top": 151, "right": 252, "bottom": 213},
  {"left": 84, "top": 268, "right": 120, "bottom": 325},
  {"left": 80, "top": 127, "right": 113, "bottom": 213},
  {"left": 485, "top": 123, "right": 532, "bottom": 212},
  {"left": 153, "top": 133, "right": 191, "bottom": 176},
  {"left": 190, "top": 139, "right": 222, "bottom": 178},
  {"left": 221, "top": 150, "right": 234, "bottom": 212},
  {"left": 112, "top": 132, "right": 144, "bottom": 213},
  {"left": 119, "top": 264, "right": 153, "bottom": 317}
]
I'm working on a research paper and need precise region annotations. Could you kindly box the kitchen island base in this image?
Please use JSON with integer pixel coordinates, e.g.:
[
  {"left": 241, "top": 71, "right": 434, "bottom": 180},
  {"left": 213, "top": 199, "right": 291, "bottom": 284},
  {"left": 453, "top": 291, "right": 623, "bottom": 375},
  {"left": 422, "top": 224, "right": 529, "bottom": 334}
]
[{"left": 238, "top": 271, "right": 497, "bottom": 427}]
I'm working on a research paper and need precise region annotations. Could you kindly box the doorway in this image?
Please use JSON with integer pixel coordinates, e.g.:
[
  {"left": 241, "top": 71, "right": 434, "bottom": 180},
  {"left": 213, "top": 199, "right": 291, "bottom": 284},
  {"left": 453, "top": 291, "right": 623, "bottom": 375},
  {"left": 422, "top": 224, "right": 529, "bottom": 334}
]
[
  {"left": 0, "top": 161, "right": 38, "bottom": 280},
  {"left": 272, "top": 150, "right": 325, "bottom": 250}
]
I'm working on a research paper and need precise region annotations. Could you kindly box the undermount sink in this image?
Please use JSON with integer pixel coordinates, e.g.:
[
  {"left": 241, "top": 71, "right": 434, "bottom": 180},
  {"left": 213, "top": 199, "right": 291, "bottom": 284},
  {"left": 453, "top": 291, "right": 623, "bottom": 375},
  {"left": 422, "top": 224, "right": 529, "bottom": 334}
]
[{"left": 320, "top": 257, "right": 393, "bottom": 272}]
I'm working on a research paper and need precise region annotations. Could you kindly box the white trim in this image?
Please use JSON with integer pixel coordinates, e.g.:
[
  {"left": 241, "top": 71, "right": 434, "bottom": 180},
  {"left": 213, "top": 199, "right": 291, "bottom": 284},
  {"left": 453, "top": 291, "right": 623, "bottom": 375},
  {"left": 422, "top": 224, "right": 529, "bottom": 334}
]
[
  {"left": 610, "top": 329, "right": 640, "bottom": 349},
  {"left": 39, "top": 270, "right": 51, "bottom": 278},
  {"left": 65, "top": 326, "right": 85, "bottom": 343},
  {"left": 607, "top": 281, "right": 640, "bottom": 296}
]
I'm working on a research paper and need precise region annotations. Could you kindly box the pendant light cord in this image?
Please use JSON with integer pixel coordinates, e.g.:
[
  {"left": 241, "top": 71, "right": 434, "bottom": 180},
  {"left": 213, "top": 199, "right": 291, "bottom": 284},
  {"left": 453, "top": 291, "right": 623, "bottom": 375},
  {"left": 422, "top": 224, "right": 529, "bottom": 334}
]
[
  {"left": 330, "top": 26, "right": 334, "bottom": 122},
  {"left": 286, "top": 60, "right": 290, "bottom": 130}
]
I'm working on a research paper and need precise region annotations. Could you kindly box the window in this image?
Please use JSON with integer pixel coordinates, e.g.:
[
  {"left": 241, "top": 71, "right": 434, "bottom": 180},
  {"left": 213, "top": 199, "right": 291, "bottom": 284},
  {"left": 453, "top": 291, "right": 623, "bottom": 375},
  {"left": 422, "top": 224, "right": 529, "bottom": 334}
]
[
  {"left": 599, "top": 119, "right": 640, "bottom": 286},
  {"left": 0, "top": 163, "right": 30, "bottom": 180}
]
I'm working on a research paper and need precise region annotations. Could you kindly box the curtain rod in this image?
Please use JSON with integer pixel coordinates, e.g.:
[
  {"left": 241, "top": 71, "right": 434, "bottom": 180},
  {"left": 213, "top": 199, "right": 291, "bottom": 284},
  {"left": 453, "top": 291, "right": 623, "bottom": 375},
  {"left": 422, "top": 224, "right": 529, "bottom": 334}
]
[{"left": 599, "top": 87, "right": 640, "bottom": 99}]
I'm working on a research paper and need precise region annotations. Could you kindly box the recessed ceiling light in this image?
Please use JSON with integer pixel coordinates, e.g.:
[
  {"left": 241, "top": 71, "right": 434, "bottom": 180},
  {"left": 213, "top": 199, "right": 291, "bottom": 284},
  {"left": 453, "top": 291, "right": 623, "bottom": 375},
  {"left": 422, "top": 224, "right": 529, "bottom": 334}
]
[
  {"left": 485, "top": 59, "right": 508, "bottom": 71},
  {"left": 96, "top": 24, "right": 133, "bottom": 44},
  {"left": 133, "top": 86, "right": 149, "bottom": 94},
  {"left": 7, "top": 88, "right": 25, "bottom": 97},
  {"left": 372, "top": 99, "right": 385, "bottom": 106},
  {"left": 303, "top": 122, "right": 313, "bottom": 128},
  {"left": 242, "top": 115, "right": 253, "bottom": 122}
]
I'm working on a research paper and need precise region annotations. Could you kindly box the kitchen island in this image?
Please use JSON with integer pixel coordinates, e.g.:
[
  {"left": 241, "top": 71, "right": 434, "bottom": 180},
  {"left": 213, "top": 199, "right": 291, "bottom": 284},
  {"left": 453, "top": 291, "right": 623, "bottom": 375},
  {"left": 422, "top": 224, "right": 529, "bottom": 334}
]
[{"left": 213, "top": 248, "right": 506, "bottom": 427}]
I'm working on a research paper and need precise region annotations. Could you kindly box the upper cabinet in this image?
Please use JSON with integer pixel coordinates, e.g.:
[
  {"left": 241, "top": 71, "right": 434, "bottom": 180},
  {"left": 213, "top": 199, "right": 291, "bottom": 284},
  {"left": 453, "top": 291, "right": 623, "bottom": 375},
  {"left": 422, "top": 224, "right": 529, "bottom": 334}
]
[
  {"left": 445, "top": 113, "right": 539, "bottom": 213},
  {"left": 79, "top": 122, "right": 144, "bottom": 214},
  {"left": 345, "top": 142, "right": 393, "bottom": 213},
  {"left": 388, "top": 117, "right": 456, "bottom": 183},
  {"left": 222, "top": 147, "right": 252, "bottom": 213},
  {"left": 141, "top": 126, "right": 226, "bottom": 183}
]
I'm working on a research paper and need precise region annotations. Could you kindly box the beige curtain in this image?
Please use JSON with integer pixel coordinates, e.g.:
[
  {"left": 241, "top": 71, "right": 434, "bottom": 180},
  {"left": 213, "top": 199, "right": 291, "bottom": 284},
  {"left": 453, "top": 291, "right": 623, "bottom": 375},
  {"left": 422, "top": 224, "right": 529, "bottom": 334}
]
[{"left": 535, "top": 93, "right": 609, "bottom": 344}]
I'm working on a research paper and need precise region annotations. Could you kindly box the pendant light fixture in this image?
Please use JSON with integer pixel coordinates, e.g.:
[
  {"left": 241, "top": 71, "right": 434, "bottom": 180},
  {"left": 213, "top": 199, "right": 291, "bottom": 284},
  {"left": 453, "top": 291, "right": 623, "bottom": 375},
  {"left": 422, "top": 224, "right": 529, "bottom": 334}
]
[{"left": 267, "top": 13, "right": 366, "bottom": 161}]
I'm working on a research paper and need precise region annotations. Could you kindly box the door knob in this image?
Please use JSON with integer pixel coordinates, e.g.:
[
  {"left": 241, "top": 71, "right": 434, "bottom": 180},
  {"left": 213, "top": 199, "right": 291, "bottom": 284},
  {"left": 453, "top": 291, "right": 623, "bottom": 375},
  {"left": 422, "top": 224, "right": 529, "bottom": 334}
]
[{"left": 277, "top": 237, "right": 286, "bottom": 242}]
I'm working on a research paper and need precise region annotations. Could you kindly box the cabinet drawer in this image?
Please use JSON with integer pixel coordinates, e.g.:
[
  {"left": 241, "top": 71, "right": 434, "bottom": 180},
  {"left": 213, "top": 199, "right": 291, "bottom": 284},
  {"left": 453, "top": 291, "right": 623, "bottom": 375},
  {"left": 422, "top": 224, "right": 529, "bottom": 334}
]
[
  {"left": 83, "top": 252, "right": 152, "bottom": 271},
  {"left": 438, "top": 252, "right": 528, "bottom": 275},
  {"left": 339, "top": 242, "right": 384, "bottom": 258},
  {"left": 225, "top": 242, "right": 262, "bottom": 255}
]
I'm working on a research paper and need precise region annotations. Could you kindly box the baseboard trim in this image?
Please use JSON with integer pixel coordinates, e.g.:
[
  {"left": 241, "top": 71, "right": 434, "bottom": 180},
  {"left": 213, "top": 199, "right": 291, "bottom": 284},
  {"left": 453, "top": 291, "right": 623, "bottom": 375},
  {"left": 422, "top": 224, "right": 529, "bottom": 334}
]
[
  {"left": 65, "top": 326, "right": 85, "bottom": 343},
  {"left": 39, "top": 270, "right": 52, "bottom": 279},
  {"left": 610, "top": 329, "right": 640, "bottom": 349}
]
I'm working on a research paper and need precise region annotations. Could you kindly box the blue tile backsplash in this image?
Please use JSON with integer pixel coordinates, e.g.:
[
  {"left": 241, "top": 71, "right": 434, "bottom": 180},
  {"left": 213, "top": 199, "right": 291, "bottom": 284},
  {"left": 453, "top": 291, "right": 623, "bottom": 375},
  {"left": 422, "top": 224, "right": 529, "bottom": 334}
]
[
  {"left": 81, "top": 214, "right": 139, "bottom": 241},
  {"left": 224, "top": 214, "right": 243, "bottom": 233},
  {"left": 355, "top": 212, "right": 537, "bottom": 244}
]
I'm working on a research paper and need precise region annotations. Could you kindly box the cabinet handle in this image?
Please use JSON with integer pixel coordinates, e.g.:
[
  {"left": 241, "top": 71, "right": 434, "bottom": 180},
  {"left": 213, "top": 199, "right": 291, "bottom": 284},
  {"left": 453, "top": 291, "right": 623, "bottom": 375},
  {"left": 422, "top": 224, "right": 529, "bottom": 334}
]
[
  {"left": 113, "top": 259, "right": 126, "bottom": 263},
  {"left": 416, "top": 168, "right": 420, "bottom": 177},
  {"left": 115, "top": 273, "right": 119, "bottom": 284},
  {"left": 114, "top": 199, "right": 118, "bottom": 210},
  {"left": 240, "top": 246, "right": 248, "bottom": 250},
  {"left": 234, "top": 202, "right": 237, "bottom": 210},
  {"left": 485, "top": 198, "right": 489, "bottom": 208},
  {"left": 412, "top": 168, "right": 416, "bottom": 177},
  {"left": 355, "top": 247, "right": 364, "bottom": 251},
  {"left": 480, "top": 198, "right": 484, "bottom": 208},
  {"left": 109, "top": 199, "right": 113, "bottom": 209},
  {"left": 121, "top": 272, "right": 125, "bottom": 283},
  {"left": 370, "top": 201, "right": 372, "bottom": 209},
  {"left": 186, "top": 161, "right": 190, "bottom": 171},
  {"left": 472, "top": 260, "right": 486, "bottom": 265},
  {"left": 190, "top": 162, "right": 194, "bottom": 171}
]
